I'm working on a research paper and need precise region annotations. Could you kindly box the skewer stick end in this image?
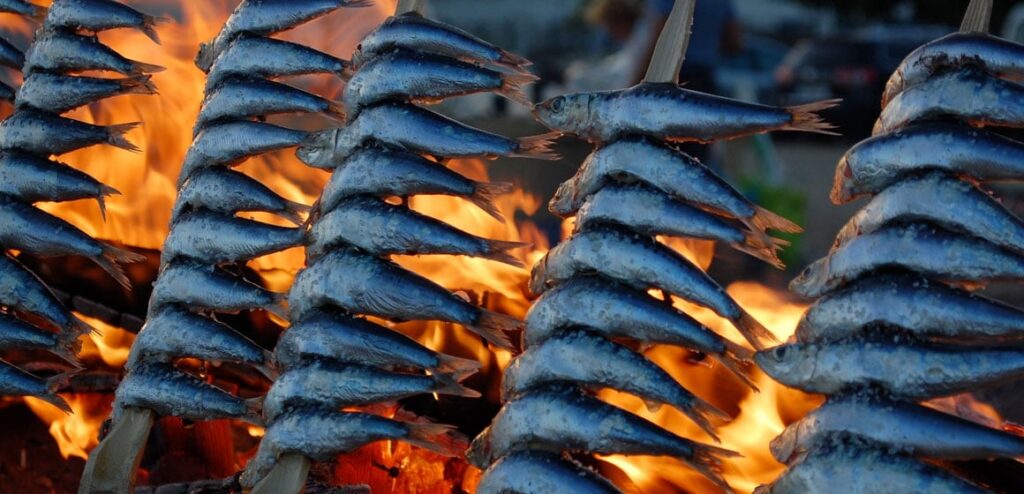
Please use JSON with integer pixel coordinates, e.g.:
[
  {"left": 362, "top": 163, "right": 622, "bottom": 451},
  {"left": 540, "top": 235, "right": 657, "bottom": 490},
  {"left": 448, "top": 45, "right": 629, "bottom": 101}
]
[
  {"left": 960, "top": 0, "right": 993, "bottom": 33},
  {"left": 77, "top": 408, "right": 155, "bottom": 494},
  {"left": 250, "top": 454, "right": 311, "bottom": 494}
]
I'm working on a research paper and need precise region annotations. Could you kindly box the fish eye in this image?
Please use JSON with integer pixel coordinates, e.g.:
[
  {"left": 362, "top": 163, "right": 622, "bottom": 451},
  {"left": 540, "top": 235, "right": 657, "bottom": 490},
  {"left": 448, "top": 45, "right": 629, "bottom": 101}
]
[
  {"left": 771, "top": 346, "right": 789, "bottom": 360},
  {"left": 549, "top": 97, "right": 565, "bottom": 113}
]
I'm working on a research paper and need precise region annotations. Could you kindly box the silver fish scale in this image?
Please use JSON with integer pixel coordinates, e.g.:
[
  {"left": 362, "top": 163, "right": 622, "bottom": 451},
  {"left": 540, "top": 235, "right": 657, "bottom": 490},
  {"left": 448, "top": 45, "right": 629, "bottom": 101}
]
[
  {"left": 241, "top": 11, "right": 538, "bottom": 491},
  {"left": 761, "top": 23, "right": 1024, "bottom": 494},
  {"left": 0, "top": 0, "right": 156, "bottom": 415}
]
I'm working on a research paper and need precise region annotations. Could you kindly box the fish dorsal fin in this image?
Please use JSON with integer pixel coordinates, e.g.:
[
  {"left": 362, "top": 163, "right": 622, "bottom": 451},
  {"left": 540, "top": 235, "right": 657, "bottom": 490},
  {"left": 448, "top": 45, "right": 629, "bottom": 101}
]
[
  {"left": 396, "top": 0, "right": 427, "bottom": 15},
  {"left": 643, "top": 0, "right": 697, "bottom": 84},
  {"left": 960, "top": 0, "right": 992, "bottom": 33}
]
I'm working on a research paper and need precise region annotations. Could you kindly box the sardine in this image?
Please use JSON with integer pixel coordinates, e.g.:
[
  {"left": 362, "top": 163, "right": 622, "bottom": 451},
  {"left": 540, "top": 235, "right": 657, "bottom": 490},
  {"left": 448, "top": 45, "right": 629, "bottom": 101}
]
[
  {"left": 502, "top": 332, "right": 727, "bottom": 440},
  {"left": 524, "top": 276, "right": 754, "bottom": 387},
  {"left": 0, "top": 80, "right": 13, "bottom": 103},
  {"left": 550, "top": 137, "right": 801, "bottom": 234},
  {"left": 0, "top": 359, "right": 71, "bottom": 413},
  {"left": 884, "top": 32, "right": 1024, "bottom": 107},
  {"left": 173, "top": 167, "right": 309, "bottom": 225},
  {"left": 832, "top": 172, "right": 1024, "bottom": 257},
  {"left": 0, "top": 197, "right": 143, "bottom": 289},
  {"left": 263, "top": 360, "right": 478, "bottom": 421},
  {"left": 205, "top": 34, "right": 350, "bottom": 88},
  {"left": 240, "top": 409, "right": 466, "bottom": 488},
  {"left": 195, "top": 76, "right": 345, "bottom": 133},
  {"left": 533, "top": 82, "right": 838, "bottom": 143},
  {"left": 0, "top": 150, "right": 119, "bottom": 217},
  {"left": 796, "top": 274, "right": 1024, "bottom": 344},
  {"left": 0, "top": 0, "right": 45, "bottom": 20},
  {"left": 162, "top": 210, "right": 304, "bottom": 266},
  {"left": 196, "top": 0, "right": 371, "bottom": 72},
  {"left": 0, "top": 109, "right": 140, "bottom": 155},
  {"left": 0, "top": 253, "right": 95, "bottom": 335},
  {"left": 575, "top": 184, "right": 786, "bottom": 267},
  {"left": 466, "top": 386, "right": 736, "bottom": 493},
  {"left": 113, "top": 362, "right": 262, "bottom": 424},
  {"left": 274, "top": 309, "right": 481, "bottom": 381},
  {"left": 317, "top": 145, "right": 512, "bottom": 222},
  {"left": 0, "top": 36, "right": 24, "bottom": 69},
  {"left": 288, "top": 248, "right": 520, "bottom": 351},
  {"left": 127, "top": 306, "right": 274, "bottom": 377},
  {"left": 0, "top": 312, "right": 80, "bottom": 365},
  {"left": 17, "top": 73, "right": 157, "bottom": 114},
  {"left": 297, "top": 103, "right": 559, "bottom": 166},
  {"left": 306, "top": 195, "right": 527, "bottom": 266},
  {"left": 352, "top": 12, "right": 531, "bottom": 73},
  {"left": 875, "top": 69, "right": 1024, "bottom": 135},
  {"left": 344, "top": 49, "right": 534, "bottom": 119},
  {"left": 178, "top": 120, "right": 306, "bottom": 186},
  {"left": 791, "top": 223, "right": 1024, "bottom": 298},
  {"left": 771, "top": 394, "right": 1024, "bottom": 463},
  {"left": 531, "top": 227, "right": 776, "bottom": 349},
  {"left": 149, "top": 261, "right": 288, "bottom": 319},
  {"left": 45, "top": 0, "right": 167, "bottom": 43},
  {"left": 833, "top": 123, "right": 1024, "bottom": 203},
  {"left": 755, "top": 445, "right": 988, "bottom": 494},
  {"left": 23, "top": 30, "right": 164, "bottom": 75},
  {"left": 757, "top": 339, "right": 1024, "bottom": 400},
  {"left": 477, "top": 450, "right": 623, "bottom": 494}
]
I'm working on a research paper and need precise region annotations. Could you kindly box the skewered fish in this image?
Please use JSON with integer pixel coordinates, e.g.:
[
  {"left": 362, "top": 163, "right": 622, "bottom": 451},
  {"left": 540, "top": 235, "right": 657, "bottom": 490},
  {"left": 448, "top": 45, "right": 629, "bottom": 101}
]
[
  {"left": 477, "top": 450, "right": 624, "bottom": 494},
  {"left": 161, "top": 210, "right": 304, "bottom": 266},
  {"left": 45, "top": 0, "right": 167, "bottom": 43},
  {"left": 23, "top": 30, "right": 164, "bottom": 75},
  {"left": 0, "top": 150, "right": 119, "bottom": 216},
  {"left": 113, "top": 362, "right": 263, "bottom": 425},
  {"left": 205, "top": 34, "right": 351, "bottom": 88},
  {"left": 172, "top": 167, "right": 309, "bottom": 225},
  {"left": 0, "top": 312, "right": 81, "bottom": 365},
  {"left": 876, "top": 69, "right": 1024, "bottom": 134},
  {"left": 149, "top": 261, "right": 289, "bottom": 319},
  {"left": 17, "top": 73, "right": 157, "bottom": 114},
  {"left": 0, "top": 109, "right": 139, "bottom": 155},
  {"left": 0, "top": 253, "right": 96, "bottom": 335},
  {"left": 0, "top": 359, "right": 71, "bottom": 413},
  {"left": 178, "top": 120, "right": 306, "bottom": 185},
  {"left": 0, "top": 36, "right": 24, "bottom": 69},
  {"left": 195, "top": 76, "right": 345, "bottom": 132}
]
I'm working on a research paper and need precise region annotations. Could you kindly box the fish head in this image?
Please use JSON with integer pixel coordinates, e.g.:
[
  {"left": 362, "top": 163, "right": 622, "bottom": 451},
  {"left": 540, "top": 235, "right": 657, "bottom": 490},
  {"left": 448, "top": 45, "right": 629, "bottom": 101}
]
[
  {"left": 788, "top": 258, "right": 829, "bottom": 299},
  {"left": 527, "top": 256, "right": 550, "bottom": 296},
  {"left": 351, "top": 47, "right": 367, "bottom": 68},
  {"left": 533, "top": 93, "right": 591, "bottom": 134},
  {"left": 754, "top": 343, "right": 817, "bottom": 387},
  {"left": 465, "top": 426, "right": 493, "bottom": 468},
  {"left": 769, "top": 416, "right": 807, "bottom": 463},
  {"left": 195, "top": 42, "right": 215, "bottom": 72},
  {"left": 830, "top": 153, "right": 859, "bottom": 204},
  {"left": 297, "top": 130, "right": 344, "bottom": 168},
  {"left": 548, "top": 180, "right": 578, "bottom": 217}
]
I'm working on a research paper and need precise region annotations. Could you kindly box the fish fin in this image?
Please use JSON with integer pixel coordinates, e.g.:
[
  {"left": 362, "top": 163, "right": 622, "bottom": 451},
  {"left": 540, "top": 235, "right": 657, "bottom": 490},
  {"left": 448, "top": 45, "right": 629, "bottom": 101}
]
[
  {"left": 119, "top": 75, "right": 159, "bottom": 96},
  {"left": 483, "top": 239, "right": 531, "bottom": 268},
  {"left": 784, "top": 99, "right": 841, "bottom": 136},
  {"left": 54, "top": 330, "right": 84, "bottom": 368},
  {"left": 512, "top": 132, "right": 561, "bottom": 161},
  {"left": 435, "top": 352, "right": 482, "bottom": 379},
  {"left": 750, "top": 206, "right": 802, "bottom": 234},
  {"left": 130, "top": 59, "right": 166, "bottom": 75},
  {"left": 43, "top": 370, "right": 79, "bottom": 414},
  {"left": 470, "top": 310, "right": 521, "bottom": 352},
  {"left": 678, "top": 395, "right": 731, "bottom": 444},
  {"left": 71, "top": 315, "right": 100, "bottom": 337},
  {"left": 266, "top": 294, "right": 290, "bottom": 322},
  {"left": 141, "top": 15, "right": 173, "bottom": 45},
  {"left": 735, "top": 231, "right": 786, "bottom": 269},
  {"left": 405, "top": 422, "right": 469, "bottom": 457},
  {"left": 97, "top": 244, "right": 144, "bottom": 290},
  {"left": 497, "top": 49, "right": 533, "bottom": 70},
  {"left": 105, "top": 122, "right": 142, "bottom": 153},
  {"left": 734, "top": 311, "right": 778, "bottom": 351},
  {"left": 279, "top": 200, "right": 311, "bottom": 226},
  {"left": 499, "top": 71, "right": 537, "bottom": 107},
  {"left": 96, "top": 184, "right": 121, "bottom": 221},
  {"left": 688, "top": 442, "right": 741, "bottom": 494},
  {"left": 433, "top": 372, "right": 481, "bottom": 398},
  {"left": 721, "top": 340, "right": 758, "bottom": 391},
  {"left": 244, "top": 397, "right": 265, "bottom": 426},
  {"left": 470, "top": 181, "right": 514, "bottom": 223}
]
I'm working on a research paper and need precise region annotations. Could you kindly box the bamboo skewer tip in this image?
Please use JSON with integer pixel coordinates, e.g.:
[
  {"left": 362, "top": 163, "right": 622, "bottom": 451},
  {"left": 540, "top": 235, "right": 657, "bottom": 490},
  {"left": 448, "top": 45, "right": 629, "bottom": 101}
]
[
  {"left": 643, "top": 0, "right": 696, "bottom": 84},
  {"left": 77, "top": 408, "right": 155, "bottom": 494},
  {"left": 395, "top": 0, "right": 426, "bottom": 15},
  {"left": 960, "top": 0, "right": 993, "bottom": 33}
]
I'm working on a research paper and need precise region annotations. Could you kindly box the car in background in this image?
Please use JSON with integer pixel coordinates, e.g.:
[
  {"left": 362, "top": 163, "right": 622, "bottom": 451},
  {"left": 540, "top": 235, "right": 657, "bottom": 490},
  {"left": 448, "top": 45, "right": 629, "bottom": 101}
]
[
  {"left": 714, "top": 35, "right": 790, "bottom": 102},
  {"left": 774, "top": 25, "right": 949, "bottom": 138}
]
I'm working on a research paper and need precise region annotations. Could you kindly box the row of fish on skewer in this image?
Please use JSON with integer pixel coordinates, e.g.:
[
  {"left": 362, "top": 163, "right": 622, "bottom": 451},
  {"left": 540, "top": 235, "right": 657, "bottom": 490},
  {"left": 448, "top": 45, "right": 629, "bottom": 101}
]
[
  {"left": 465, "top": 45, "right": 841, "bottom": 493},
  {"left": 756, "top": 29, "right": 1024, "bottom": 493},
  {"left": 239, "top": 10, "right": 560, "bottom": 489},
  {"left": 0, "top": 0, "right": 163, "bottom": 414}
]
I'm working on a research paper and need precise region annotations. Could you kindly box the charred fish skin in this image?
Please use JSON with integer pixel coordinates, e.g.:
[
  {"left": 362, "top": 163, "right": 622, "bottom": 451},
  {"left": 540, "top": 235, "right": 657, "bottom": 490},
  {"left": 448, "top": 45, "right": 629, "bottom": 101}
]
[
  {"left": 195, "top": 76, "right": 345, "bottom": 134},
  {"left": 178, "top": 120, "right": 307, "bottom": 186},
  {"left": 797, "top": 274, "right": 1024, "bottom": 344},
  {"left": 756, "top": 445, "right": 989, "bottom": 494},
  {"left": 883, "top": 32, "right": 1024, "bottom": 107},
  {"left": 172, "top": 167, "right": 309, "bottom": 226},
  {"left": 0, "top": 150, "right": 118, "bottom": 215},
  {"left": 205, "top": 34, "right": 351, "bottom": 89},
  {"left": 757, "top": 340, "right": 1024, "bottom": 400},
  {"left": 241, "top": 409, "right": 467, "bottom": 488},
  {"left": 832, "top": 123, "right": 1024, "bottom": 204},
  {"left": 502, "top": 332, "right": 726, "bottom": 440},
  {"left": 306, "top": 195, "right": 526, "bottom": 266},
  {"left": 195, "top": 0, "right": 370, "bottom": 72},
  {"left": 0, "top": 359, "right": 71, "bottom": 413},
  {"left": 770, "top": 394, "right": 1024, "bottom": 464},
  {"left": 23, "top": 30, "right": 164, "bottom": 76},
  {"left": 17, "top": 73, "right": 157, "bottom": 115},
  {"left": 149, "top": 261, "right": 287, "bottom": 319},
  {"left": 467, "top": 386, "right": 736, "bottom": 491},
  {"left": 318, "top": 145, "right": 512, "bottom": 221},
  {"left": 297, "top": 102, "right": 559, "bottom": 166},
  {"left": 477, "top": 450, "right": 624, "bottom": 494},
  {"left": 161, "top": 210, "right": 303, "bottom": 266},
  {"left": 791, "top": 223, "right": 1024, "bottom": 299},
  {"left": 45, "top": 0, "right": 166, "bottom": 43},
  {"left": 0, "top": 108, "right": 139, "bottom": 155},
  {"left": 0, "top": 253, "right": 94, "bottom": 335},
  {"left": 533, "top": 82, "right": 837, "bottom": 143},
  {"left": 832, "top": 171, "right": 1024, "bottom": 256},
  {"left": 113, "top": 362, "right": 262, "bottom": 425}
]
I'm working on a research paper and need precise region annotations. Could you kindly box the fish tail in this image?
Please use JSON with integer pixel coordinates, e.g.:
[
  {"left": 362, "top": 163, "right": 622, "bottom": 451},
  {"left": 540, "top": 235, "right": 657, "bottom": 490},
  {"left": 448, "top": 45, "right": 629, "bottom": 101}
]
[
  {"left": 734, "top": 310, "right": 779, "bottom": 351},
  {"left": 96, "top": 184, "right": 121, "bottom": 221},
  {"left": 784, "top": 99, "right": 841, "bottom": 136},
  {"left": 141, "top": 14, "right": 173, "bottom": 45},
  {"left": 130, "top": 59, "right": 166, "bottom": 75},
  {"left": 483, "top": 239, "right": 531, "bottom": 268},
  {"left": 721, "top": 340, "right": 759, "bottom": 391},
  {"left": 97, "top": 243, "right": 144, "bottom": 291},
  {"left": 43, "top": 370, "right": 80, "bottom": 414},
  {"left": 433, "top": 372, "right": 482, "bottom": 398},
  {"left": 244, "top": 397, "right": 265, "bottom": 426},
  {"left": 105, "top": 122, "right": 142, "bottom": 153},
  {"left": 470, "top": 310, "right": 521, "bottom": 352},
  {"left": 266, "top": 293, "right": 291, "bottom": 322},
  {"left": 512, "top": 132, "right": 561, "bottom": 161},
  {"left": 688, "top": 442, "right": 741, "bottom": 494},
  {"left": 751, "top": 206, "right": 803, "bottom": 234},
  {"left": 405, "top": 422, "right": 469, "bottom": 457},
  {"left": 735, "top": 230, "right": 787, "bottom": 269},
  {"left": 677, "top": 395, "right": 731, "bottom": 444},
  {"left": 119, "top": 75, "right": 159, "bottom": 96},
  {"left": 435, "top": 352, "right": 483, "bottom": 379},
  {"left": 54, "top": 330, "right": 85, "bottom": 368},
  {"left": 499, "top": 71, "right": 537, "bottom": 107},
  {"left": 498, "top": 49, "right": 533, "bottom": 70},
  {"left": 470, "top": 181, "right": 514, "bottom": 223},
  {"left": 70, "top": 315, "right": 100, "bottom": 337},
  {"left": 279, "top": 199, "right": 311, "bottom": 226}
]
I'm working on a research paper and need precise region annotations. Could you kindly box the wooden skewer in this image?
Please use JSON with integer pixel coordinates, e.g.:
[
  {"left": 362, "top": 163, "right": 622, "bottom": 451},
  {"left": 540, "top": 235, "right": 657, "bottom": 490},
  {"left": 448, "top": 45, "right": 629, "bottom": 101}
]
[
  {"left": 643, "top": 0, "right": 696, "bottom": 84},
  {"left": 960, "top": 0, "right": 993, "bottom": 33},
  {"left": 396, "top": 0, "right": 426, "bottom": 15},
  {"left": 77, "top": 407, "right": 155, "bottom": 494}
]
